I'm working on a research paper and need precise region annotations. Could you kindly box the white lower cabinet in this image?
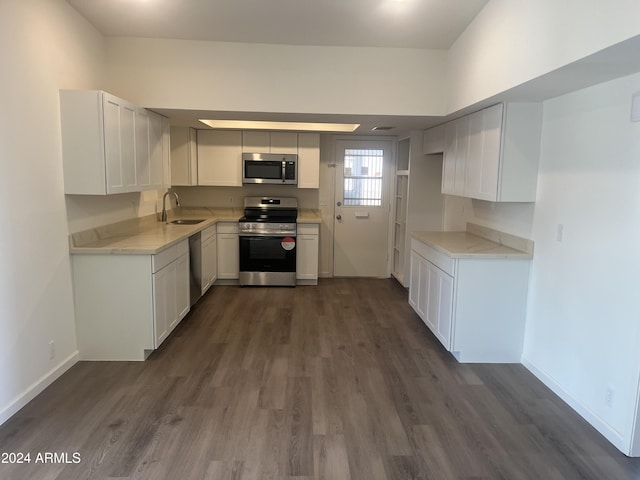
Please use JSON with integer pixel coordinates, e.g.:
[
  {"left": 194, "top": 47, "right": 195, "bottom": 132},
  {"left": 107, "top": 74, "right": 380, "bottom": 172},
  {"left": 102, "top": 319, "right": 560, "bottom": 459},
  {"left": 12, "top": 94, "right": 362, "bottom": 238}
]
[
  {"left": 409, "top": 238, "right": 529, "bottom": 363},
  {"left": 72, "top": 239, "right": 190, "bottom": 361},
  {"left": 216, "top": 222, "right": 239, "bottom": 281},
  {"left": 296, "top": 224, "right": 319, "bottom": 285}
]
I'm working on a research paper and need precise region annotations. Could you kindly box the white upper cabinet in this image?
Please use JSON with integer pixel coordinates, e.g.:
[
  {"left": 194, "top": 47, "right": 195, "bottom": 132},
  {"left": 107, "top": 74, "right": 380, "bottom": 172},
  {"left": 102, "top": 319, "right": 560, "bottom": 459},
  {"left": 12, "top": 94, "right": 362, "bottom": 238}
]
[
  {"left": 242, "top": 131, "right": 298, "bottom": 153},
  {"left": 270, "top": 132, "right": 298, "bottom": 153},
  {"left": 242, "top": 131, "right": 270, "bottom": 152},
  {"left": 170, "top": 126, "right": 198, "bottom": 186},
  {"left": 148, "top": 111, "right": 165, "bottom": 189},
  {"left": 440, "top": 102, "right": 542, "bottom": 202},
  {"left": 60, "top": 90, "right": 165, "bottom": 195},
  {"left": 422, "top": 123, "right": 446, "bottom": 154},
  {"left": 297, "top": 133, "right": 320, "bottom": 189},
  {"left": 197, "top": 130, "right": 243, "bottom": 186},
  {"left": 441, "top": 116, "right": 468, "bottom": 197}
]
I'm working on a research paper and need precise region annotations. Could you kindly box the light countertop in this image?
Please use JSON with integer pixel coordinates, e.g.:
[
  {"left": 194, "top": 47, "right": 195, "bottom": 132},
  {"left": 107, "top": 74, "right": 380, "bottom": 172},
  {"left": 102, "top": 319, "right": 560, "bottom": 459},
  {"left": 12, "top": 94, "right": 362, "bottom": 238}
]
[
  {"left": 411, "top": 224, "right": 533, "bottom": 259},
  {"left": 70, "top": 207, "right": 321, "bottom": 255}
]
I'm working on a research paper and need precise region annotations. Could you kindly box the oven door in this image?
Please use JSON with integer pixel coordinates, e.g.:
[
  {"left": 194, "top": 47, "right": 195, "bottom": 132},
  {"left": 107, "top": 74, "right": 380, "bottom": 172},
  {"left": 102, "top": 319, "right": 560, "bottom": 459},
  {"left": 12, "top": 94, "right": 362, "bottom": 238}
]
[{"left": 239, "top": 234, "right": 297, "bottom": 286}]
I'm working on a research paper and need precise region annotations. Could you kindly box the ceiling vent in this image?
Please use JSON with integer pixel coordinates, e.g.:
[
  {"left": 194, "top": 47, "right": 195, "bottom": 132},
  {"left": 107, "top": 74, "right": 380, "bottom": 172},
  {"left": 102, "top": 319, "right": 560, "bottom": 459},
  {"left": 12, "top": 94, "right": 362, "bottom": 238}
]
[{"left": 371, "top": 126, "right": 395, "bottom": 131}]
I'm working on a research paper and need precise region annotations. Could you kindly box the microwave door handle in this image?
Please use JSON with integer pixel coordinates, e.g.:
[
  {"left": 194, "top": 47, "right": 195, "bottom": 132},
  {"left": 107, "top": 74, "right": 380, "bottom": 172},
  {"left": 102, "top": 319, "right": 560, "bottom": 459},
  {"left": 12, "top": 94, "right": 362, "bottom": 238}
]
[{"left": 282, "top": 160, "right": 286, "bottom": 183}]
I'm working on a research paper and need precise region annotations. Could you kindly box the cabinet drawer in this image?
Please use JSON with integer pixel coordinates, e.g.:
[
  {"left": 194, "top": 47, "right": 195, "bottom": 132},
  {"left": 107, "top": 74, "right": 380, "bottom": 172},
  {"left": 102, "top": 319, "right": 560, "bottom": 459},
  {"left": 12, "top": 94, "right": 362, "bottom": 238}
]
[
  {"left": 201, "top": 224, "right": 216, "bottom": 241},
  {"left": 411, "top": 239, "right": 455, "bottom": 276},
  {"left": 153, "top": 239, "right": 188, "bottom": 273},
  {"left": 217, "top": 222, "right": 238, "bottom": 234},
  {"left": 297, "top": 223, "right": 319, "bottom": 235}
]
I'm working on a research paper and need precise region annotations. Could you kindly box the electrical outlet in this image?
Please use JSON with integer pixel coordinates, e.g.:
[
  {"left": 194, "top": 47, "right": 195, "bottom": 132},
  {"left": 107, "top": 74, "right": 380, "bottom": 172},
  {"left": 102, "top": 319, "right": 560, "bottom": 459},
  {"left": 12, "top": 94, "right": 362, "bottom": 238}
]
[
  {"left": 48, "top": 340, "right": 55, "bottom": 360},
  {"left": 605, "top": 386, "right": 615, "bottom": 408},
  {"left": 226, "top": 196, "right": 234, "bottom": 205}
]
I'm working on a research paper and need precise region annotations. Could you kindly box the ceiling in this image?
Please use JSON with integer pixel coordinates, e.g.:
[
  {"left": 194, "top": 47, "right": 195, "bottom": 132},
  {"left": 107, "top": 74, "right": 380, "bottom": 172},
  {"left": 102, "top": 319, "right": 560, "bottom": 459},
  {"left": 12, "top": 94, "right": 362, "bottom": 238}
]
[
  {"left": 67, "top": 0, "right": 488, "bottom": 50},
  {"left": 66, "top": 1, "right": 640, "bottom": 135},
  {"left": 67, "top": 0, "right": 491, "bottom": 135}
]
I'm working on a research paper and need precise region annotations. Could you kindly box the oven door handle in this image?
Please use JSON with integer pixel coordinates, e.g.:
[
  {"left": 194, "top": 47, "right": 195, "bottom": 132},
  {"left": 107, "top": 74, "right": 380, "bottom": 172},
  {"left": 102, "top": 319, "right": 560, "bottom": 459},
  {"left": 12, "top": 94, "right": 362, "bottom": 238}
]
[{"left": 239, "top": 233, "right": 297, "bottom": 237}]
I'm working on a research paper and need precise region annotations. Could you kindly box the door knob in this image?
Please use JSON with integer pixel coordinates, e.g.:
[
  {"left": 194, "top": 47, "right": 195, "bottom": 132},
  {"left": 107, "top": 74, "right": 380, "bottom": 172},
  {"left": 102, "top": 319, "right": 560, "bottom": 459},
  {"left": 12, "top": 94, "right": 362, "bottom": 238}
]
[
  {"left": 336, "top": 214, "right": 342, "bottom": 220},
  {"left": 337, "top": 201, "right": 342, "bottom": 207}
]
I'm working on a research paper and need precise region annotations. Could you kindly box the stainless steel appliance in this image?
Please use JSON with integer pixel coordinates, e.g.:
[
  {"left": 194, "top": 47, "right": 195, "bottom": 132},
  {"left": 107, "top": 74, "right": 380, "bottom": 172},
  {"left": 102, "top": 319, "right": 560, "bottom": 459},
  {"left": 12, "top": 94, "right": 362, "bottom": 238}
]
[
  {"left": 242, "top": 153, "right": 297, "bottom": 185},
  {"left": 188, "top": 231, "right": 202, "bottom": 306},
  {"left": 238, "top": 197, "right": 298, "bottom": 286}
]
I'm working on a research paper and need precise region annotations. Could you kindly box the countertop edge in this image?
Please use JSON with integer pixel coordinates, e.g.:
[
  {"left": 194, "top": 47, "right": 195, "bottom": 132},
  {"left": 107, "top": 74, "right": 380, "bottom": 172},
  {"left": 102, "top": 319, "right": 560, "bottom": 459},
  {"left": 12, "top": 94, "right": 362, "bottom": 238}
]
[
  {"left": 411, "top": 231, "right": 533, "bottom": 259},
  {"left": 70, "top": 210, "right": 322, "bottom": 255}
]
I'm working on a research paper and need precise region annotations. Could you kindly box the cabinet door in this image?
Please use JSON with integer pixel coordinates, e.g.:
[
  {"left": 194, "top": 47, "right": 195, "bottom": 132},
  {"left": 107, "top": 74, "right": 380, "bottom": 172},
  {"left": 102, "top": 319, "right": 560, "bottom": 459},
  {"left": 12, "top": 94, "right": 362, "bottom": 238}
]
[
  {"left": 197, "top": 130, "right": 242, "bottom": 186},
  {"left": 175, "top": 253, "right": 190, "bottom": 325},
  {"left": 423, "top": 124, "right": 445, "bottom": 154},
  {"left": 297, "top": 133, "right": 320, "bottom": 188},
  {"left": 103, "top": 96, "right": 125, "bottom": 194},
  {"left": 153, "top": 261, "right": 176, "bottom": 347},
  {"left": 296, "top": 234, "right": 319, "bottom": 281},
  {"left": 135, "top": 108, "right": 151, "bottom": 189},
  {"left": 425, "top": 261, "right": 453, "bottom": 349},
  {"left": 121, "top": 103, "right": 138, "bottom": 192},
  {"left": 465, "top": 104, "right": 502, "bottom": 201},
  {"left": 217, "top": 233, "right": 239, "bottom": 279},
  {"left": 441, "top": 122, "right": 457, "bottom": 195},
  {"left": 270, "top": 132, "right": 298, "bottom": 153},
  {"left": 442, "top": 118, "right": 468, "bottom": 196},
  {"left": 104, "top": 94, "right": 137, "bottom": 194},
  {"left": 148, "top": 111, "right": 165, "bottom": 189},
  {"left": 242, "top": 131, "right": 270, "bottom": 152},
  {"left": 170, "top": 127, "right": 198, "bottom": 186}
]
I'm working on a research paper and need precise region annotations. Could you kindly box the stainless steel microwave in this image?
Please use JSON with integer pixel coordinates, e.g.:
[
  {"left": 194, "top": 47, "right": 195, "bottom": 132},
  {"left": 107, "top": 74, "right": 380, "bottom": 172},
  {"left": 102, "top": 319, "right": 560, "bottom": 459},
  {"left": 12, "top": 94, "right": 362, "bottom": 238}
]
[{"left": 242, "top": 153, "right": 298, "bottom": 185}]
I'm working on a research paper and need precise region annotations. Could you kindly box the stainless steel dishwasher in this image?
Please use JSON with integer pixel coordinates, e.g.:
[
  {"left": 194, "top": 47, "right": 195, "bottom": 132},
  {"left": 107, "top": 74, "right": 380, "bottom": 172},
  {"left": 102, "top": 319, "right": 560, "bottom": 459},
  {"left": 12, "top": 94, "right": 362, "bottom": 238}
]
[{"left": 188, "top": 232, "right": 202, "bottom": 306}]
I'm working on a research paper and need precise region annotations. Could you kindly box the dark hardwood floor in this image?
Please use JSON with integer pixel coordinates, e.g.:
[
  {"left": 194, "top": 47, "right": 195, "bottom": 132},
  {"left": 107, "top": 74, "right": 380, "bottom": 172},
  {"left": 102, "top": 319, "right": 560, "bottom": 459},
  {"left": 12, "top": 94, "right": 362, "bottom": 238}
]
[{"left": 1, "top": 278, "right": 639, "bottom": 479}]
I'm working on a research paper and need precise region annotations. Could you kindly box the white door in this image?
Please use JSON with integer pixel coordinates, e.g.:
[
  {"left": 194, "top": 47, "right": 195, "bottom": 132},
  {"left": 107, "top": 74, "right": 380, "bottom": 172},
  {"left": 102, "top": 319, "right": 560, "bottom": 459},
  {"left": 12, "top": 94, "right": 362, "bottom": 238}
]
[{"left": 333, "top": 139, "right": 392, "bottom": 277}]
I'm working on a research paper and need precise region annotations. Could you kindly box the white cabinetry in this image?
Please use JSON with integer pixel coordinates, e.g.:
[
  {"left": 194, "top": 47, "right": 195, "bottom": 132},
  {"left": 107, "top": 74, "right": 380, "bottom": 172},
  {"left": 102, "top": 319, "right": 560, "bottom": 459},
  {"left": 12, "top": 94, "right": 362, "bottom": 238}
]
[
  {"left": 408, "top": 238, "right": 529, "bottom": 363},
  {"left": 170, "top": 126, "right": 198, "bottom": 186},
  {"left": 216, "top": 222, "right": 239, "bottom": 281},
  {"left": 136, "top": 109, "right": 165, "bottom": 191},
  {"left": 197, "top": 130, "right": 243, "bottom": 186},
  {"left": 201, "top": 225, "right": 218, "bottom": 294},
  {"left": 71, "top": 239, "right": 190, "bottom": 361},
  {"left": 296, "top": 223, "right": 319, "bottom": 285},
  {"left": 60, "top": 90, "right": 166, "bottom": 195},
  {"left": 242, "top": 131, "right": 298, "bottom": 153},
  {"left": 422, "top": 123, "right": 446, "bottom": 154},
  {"left": 440, "top": 103, "right": 542, "bottom": 202},
  {"left": 441, "top": 116, "right": 469, "bottom": 197},
  {"left": 151, "top": 241, "right": 190, "bottom": 347},
  {"left": 297, "top": 133, "right": 320, "bottom": 188}
]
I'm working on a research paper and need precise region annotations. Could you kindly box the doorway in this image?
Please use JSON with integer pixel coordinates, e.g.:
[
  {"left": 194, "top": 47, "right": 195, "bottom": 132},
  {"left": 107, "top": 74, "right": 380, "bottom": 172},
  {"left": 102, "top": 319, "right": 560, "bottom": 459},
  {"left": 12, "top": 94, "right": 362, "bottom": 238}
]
[{"left": 332, "top": 138, "right": 393, "bottom": 277}]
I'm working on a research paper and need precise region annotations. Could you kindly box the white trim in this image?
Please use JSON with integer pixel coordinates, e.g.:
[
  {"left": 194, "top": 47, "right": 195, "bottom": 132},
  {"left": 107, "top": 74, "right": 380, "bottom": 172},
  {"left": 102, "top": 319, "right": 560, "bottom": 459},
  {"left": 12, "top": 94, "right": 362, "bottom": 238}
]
[
  {"left": 0, "top": 351, "right": 79, "bottom": 426},
  {"left": 521, "top": 355, "right": 630, "bottom": 455}
]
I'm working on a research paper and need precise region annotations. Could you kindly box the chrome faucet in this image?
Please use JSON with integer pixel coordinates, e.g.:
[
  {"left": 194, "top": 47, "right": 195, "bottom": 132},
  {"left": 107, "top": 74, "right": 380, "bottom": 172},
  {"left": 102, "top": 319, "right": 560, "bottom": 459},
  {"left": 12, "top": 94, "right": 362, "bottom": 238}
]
[{"left": 161, "top": 190, "right": 181, "bottom": 222}]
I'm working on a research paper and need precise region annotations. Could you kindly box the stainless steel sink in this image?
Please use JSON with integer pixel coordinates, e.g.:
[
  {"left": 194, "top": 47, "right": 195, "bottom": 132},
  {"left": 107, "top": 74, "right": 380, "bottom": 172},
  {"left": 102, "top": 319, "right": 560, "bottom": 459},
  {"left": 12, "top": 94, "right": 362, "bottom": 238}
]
[{"left": 168, "top": 219, "right": 206, "bottom": 225}]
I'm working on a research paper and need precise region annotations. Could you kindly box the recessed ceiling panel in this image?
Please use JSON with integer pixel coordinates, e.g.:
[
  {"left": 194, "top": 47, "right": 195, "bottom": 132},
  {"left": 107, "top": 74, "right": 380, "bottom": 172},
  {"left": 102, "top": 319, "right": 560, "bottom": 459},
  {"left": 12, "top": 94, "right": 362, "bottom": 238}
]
[{"left": 66, "top": 0, "right": 488, "bottom": 49}]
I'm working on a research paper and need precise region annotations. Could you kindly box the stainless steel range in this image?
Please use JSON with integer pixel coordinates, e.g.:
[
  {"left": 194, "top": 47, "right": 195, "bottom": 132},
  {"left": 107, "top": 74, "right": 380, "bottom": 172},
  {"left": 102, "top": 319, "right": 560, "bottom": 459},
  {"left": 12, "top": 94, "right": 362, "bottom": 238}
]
[{"left": 238, "top": 197, "right": 298, "bottom": 286}]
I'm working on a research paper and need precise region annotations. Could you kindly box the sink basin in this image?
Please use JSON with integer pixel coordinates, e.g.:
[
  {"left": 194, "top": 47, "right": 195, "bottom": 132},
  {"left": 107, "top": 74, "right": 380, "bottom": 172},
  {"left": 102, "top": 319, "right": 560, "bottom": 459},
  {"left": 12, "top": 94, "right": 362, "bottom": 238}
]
[{"left": 168, "top": 219, "right": 206, "bottom": 225}]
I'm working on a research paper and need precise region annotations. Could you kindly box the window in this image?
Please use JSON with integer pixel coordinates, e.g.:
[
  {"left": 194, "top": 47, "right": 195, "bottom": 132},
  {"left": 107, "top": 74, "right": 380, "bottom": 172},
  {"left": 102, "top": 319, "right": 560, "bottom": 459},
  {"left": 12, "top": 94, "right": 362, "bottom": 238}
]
[{"left": 343, "top": 149, "right": 383, "bottom": 206}]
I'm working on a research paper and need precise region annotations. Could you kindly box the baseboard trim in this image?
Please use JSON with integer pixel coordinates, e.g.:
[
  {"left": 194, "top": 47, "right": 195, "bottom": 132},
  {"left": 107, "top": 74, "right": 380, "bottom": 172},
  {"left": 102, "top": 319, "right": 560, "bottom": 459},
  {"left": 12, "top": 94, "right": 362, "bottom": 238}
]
[
  {"left": 521, "top": 355, "right": 630, "bottom": 455},
  {"left": 0, "top": 351, "right": 79, "bottom": 426}
]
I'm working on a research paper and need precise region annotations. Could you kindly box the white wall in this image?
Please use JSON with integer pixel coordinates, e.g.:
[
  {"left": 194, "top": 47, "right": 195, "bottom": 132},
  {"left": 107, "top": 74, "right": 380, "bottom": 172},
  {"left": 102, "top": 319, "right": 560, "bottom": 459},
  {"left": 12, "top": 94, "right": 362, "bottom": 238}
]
[
  {"left": 447, "top": 0, "right": 640, "bottom": 112},
  {"left": 105, "top": 37, "right": 448, "bottom": 116},
  {"left": 0, "top": 0, "right": 104, "bottom": 423},
  {"left": 444, "top": 72, "right": 640, "bottom": 454}
]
